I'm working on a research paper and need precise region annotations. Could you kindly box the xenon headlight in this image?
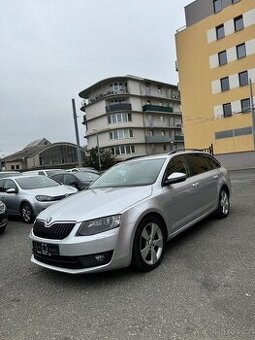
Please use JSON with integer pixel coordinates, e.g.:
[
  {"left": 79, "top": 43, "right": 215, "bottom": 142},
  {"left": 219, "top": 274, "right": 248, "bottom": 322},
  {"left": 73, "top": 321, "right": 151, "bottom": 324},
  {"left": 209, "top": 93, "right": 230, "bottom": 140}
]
[
  {"left": 77, "top": 215, "right": 121, "bottom": 236},
  {"left": 36, "top": 195, "right": 53, "bottom": 202}
]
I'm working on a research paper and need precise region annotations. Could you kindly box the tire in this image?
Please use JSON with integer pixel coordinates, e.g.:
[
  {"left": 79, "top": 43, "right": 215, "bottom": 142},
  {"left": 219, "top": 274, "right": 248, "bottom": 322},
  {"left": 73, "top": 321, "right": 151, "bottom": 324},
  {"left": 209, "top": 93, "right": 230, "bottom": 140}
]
[
  {"left": 20, "top": 203, "right": 34, "bottom": 223},
  {"left": 216, "top": 188, "right": 230, "bottom": 218},
  {"left": 132, "top": 216, "right": 166, "bottom": 272}
]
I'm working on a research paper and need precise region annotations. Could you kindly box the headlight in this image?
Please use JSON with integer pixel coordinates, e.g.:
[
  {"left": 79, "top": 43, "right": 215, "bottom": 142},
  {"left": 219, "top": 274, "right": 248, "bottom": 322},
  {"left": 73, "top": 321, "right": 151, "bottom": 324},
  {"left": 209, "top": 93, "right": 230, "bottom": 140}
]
[
  {"left": 77, "top": 215, "right": 121, "bottom": 236},
  {"left": 36, "top": 195, "right": 54, "bottom": 202},
  {"left": 0, "top": 201, "right": 6, "bottom": 213}
]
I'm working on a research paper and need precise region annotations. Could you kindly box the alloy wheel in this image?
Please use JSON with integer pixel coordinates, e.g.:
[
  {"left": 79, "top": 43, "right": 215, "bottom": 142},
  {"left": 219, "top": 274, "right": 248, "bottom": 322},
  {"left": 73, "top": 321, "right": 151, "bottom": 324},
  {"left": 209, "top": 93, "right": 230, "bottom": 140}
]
[{"left": 139, "top": 222, "right": 164, "bottom": 266}]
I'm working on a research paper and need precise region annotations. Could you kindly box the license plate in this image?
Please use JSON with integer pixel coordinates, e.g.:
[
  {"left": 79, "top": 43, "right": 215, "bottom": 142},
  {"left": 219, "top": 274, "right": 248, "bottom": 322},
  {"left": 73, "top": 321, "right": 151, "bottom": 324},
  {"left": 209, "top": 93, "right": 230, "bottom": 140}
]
[{"left": 33, "top": 241, "right": 59, "bottom": 256}]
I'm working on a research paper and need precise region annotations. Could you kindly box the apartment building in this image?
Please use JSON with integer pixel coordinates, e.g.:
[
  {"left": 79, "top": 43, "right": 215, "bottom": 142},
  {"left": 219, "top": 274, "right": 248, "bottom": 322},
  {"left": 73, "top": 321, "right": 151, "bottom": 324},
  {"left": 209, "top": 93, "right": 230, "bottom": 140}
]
[
  {"left": 175, "top": 0, "right": 255, "bottom": 167},
  {"left": 79, "top": 75, "right": 183, "bottom": 160}
]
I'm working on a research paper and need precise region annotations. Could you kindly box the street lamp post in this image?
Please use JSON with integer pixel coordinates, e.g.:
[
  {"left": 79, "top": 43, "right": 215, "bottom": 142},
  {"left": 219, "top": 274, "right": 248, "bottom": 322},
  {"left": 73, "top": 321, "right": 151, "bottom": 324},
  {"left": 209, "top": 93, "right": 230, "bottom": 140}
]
[{"left": 93, "top": 128, "right": 101, "bottom": 171}]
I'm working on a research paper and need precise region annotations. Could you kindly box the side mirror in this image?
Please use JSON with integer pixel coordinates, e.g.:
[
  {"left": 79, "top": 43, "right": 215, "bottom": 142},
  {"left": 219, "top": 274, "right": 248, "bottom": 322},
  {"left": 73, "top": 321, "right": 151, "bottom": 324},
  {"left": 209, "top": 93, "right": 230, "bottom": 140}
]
[
  {"left": 163, "top": 172, "right": 187, "bottom": 186},
  {"left": 6, "top": 188, "right": 18, "bottom": 194}
]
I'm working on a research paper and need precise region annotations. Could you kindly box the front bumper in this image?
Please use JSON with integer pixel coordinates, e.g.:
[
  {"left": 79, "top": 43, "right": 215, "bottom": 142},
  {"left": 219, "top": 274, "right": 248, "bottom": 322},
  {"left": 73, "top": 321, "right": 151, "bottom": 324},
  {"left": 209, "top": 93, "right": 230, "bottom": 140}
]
[{"left": 30, "top": 225, "right": 130, "bottom": 274}]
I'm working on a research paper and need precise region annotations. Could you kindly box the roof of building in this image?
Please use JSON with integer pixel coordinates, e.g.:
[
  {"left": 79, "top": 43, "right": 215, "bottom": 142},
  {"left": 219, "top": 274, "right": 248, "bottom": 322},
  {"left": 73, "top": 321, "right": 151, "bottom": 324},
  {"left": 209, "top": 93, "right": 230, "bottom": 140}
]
[
  {"left": 24, "top": 138, "right": 51, "bottom": 149},
  {"left": 2, "top": 142, "right": 83, "bottom": 162},
  {"left": 79, "top": 75, "right": 178, "bottom": 98}
]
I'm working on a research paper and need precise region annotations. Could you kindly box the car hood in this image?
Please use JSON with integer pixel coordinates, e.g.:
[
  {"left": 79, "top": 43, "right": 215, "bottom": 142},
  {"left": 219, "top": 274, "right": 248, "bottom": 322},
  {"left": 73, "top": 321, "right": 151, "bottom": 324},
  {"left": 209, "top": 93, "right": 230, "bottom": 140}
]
[
  {"left": 27, "top": 185, "right": 77, "bottom": 196},
  {"left": 37, "top": 186, "right": 152, "bottom": 222}
]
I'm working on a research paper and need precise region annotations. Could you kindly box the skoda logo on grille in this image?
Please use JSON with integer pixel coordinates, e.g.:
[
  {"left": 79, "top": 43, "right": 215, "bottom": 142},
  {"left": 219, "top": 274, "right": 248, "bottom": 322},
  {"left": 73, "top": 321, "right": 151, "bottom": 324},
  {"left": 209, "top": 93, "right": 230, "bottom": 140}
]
[{"left": 45, "top": 217, "right": 52, "bottom": 227}]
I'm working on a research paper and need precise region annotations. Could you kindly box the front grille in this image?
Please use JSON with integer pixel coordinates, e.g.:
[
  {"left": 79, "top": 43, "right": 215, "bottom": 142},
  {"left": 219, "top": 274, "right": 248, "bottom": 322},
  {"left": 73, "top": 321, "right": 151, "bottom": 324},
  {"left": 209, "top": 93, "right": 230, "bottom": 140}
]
[
  {"left": 33, "top": 251, "right": 113, "bottom": 269},
  {"left": 33, "top": 220, "right": 76, "bottom": 240}
]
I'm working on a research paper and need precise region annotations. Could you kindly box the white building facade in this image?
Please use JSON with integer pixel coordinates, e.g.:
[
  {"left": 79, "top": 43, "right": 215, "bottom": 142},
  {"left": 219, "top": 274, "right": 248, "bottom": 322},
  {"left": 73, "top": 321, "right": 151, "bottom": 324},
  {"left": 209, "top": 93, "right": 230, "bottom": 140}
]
[{"left": 79, "top": 75, "right": 183, "bottom": 160}]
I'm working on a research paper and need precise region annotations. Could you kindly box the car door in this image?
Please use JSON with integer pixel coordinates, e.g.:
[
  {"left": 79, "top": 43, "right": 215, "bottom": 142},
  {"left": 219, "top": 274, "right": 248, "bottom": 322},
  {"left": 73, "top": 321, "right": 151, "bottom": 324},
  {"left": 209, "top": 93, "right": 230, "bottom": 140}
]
[
  {"left": 160, "top": 155, "right": 202, "bottom": 233},
  {"left": 1, "top": 179, "right": 20, "bottom": 214},
  {"left": 184, "top": 153, "right": 219, "bottom": 214}
]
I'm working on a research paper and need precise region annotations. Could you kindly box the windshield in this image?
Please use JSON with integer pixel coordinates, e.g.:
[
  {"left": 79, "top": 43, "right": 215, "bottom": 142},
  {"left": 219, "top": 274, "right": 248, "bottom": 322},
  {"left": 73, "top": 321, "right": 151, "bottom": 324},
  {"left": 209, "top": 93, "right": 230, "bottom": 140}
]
[
  {"left": 90, "top": 158, "right": 166, "bottom": 188},
  {"left": 16, "top": 176, "right": 60, "bottom": 189},
  {"left": 76, "top": 172, "right": 100, "bottom": 182}
]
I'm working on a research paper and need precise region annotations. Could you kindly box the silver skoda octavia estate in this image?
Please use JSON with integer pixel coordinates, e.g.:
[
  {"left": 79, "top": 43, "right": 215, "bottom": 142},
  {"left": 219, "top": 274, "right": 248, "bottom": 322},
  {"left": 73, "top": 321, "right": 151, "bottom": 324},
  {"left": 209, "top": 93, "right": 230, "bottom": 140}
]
[{"left": 30, "top": 150, "right": 231, "bottom": 274}]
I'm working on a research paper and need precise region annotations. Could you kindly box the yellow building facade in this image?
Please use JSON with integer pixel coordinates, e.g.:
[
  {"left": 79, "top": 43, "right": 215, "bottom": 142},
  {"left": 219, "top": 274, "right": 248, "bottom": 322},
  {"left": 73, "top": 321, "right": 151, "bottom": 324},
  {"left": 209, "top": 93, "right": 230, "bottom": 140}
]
[{"left": 176, "top": 0, "right": 255, "bottom": 165}]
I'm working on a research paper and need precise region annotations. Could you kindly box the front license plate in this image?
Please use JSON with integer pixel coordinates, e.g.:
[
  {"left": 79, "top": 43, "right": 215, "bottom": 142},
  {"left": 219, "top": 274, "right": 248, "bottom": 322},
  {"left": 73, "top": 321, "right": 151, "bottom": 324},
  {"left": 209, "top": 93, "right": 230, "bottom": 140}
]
[{"left": 33, "top": 241, "right": 59, "bottom": 257}]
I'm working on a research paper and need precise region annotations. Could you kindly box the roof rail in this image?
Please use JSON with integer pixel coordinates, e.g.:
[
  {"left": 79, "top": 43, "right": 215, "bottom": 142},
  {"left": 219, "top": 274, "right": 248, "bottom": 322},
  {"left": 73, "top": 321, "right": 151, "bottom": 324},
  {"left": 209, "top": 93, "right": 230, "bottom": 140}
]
[
  {"left": 168, "top": 148, "right": 204, "bottom": 155},
  {"left": 124, "top": 155, "right": 147, "bottom": 161}
]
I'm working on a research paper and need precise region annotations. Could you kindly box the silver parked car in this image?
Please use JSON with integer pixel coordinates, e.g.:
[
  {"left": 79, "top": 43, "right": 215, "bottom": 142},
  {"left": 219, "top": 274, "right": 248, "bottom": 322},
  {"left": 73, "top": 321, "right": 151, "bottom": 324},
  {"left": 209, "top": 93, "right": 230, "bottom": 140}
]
[
  {"left": 0, "top": 176, "right": 77, "bottom": 223},
  {"left": 30, "top": 151, "right": 231, "bottom": 274}
]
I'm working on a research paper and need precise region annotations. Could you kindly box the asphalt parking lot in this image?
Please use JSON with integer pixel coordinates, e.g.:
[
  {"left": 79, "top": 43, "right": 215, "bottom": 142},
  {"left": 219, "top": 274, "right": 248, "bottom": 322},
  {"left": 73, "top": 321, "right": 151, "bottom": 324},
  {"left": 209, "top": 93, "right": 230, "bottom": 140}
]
[{"left": 0, "top": 169, "right": 255, "bottom": 340}]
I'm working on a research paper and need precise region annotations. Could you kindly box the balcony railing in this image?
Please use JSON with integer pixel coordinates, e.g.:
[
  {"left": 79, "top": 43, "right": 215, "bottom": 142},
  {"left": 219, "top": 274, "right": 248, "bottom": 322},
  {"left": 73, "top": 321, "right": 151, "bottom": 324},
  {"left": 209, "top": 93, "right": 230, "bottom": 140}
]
[
  {"left": 144, "top": 122, "right": 182, "bottom": 129},
  {"left": 145, "top": 135, "right": 184, "bottom": 143},
  {"left": 143, "top": 105, "right": 173, "bottom": 113},
  {"left": 106, "top": 103, "right": 132, "bottom": 113}
]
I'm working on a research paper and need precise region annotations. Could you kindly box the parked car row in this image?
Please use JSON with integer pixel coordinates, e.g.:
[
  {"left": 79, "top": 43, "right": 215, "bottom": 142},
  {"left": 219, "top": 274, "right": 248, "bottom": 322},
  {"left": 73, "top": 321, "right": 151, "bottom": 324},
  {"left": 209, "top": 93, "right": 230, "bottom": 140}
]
[{"left": 0, "top": 168, "right": 100, "bottom": 223}]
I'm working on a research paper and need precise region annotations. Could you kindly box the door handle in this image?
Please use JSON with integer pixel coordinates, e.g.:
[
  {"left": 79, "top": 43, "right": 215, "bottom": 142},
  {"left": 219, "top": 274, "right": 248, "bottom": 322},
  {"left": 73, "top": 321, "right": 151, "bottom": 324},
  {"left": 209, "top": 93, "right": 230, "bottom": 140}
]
[
  {"left": 192, "top": 182, "right": 199, "bottom": 187},
  {"left": 213, "top": 175, "right": 219, "bottom": 180}
]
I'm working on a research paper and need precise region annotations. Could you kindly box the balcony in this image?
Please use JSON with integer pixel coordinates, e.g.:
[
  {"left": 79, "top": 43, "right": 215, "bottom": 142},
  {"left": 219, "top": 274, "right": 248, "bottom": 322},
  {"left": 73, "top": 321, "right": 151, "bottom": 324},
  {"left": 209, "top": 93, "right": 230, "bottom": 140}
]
[
  {"left": 144, "top": 122, "right": 182, "bottom": 129},
  {"left": 145, "top": 135, "right": 184, "bottom": 144},
  {"left": 106, "top": 103, "right": 132, "bottom": 113},
  {"left": 143, "top": 105, "right": 173, "bottom": 113}
]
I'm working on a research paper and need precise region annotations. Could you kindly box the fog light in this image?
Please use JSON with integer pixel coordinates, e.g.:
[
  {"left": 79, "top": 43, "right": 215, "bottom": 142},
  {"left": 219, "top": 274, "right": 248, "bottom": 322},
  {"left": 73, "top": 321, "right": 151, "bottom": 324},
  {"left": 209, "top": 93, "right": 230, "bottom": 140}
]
[
  {"left": 95, "top": 254, "right": 107, "bottom": 263},
  {"left": 79, "top": 251, "right": 113, "bottom": 268}
]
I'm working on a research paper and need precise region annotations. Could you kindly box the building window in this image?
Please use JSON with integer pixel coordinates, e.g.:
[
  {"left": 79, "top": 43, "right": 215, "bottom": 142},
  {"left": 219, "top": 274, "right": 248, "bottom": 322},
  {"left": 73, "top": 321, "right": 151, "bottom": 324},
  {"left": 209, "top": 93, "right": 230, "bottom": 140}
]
[
  {"left": 213, "top": 0, "right": 222, "bottom": 13},
  {"left": 232, "top": 0, "right": 240, "bottom": 3},
  {"left": 239, "top": 71, "right": 248, "bottom": 86},
  {"left": 236, "top": 43, "right": 246, "bottom": 59},
  {"left": 16, "top": 165, "right": 20, "bottom": 170},
  {"left": 218, "top": 50, "right": 227, "bottom": 65},
  {"left": 216, "top": 24, "right": 225, "bottom": 39},
  {"left": 221, "top": 77, "right": 230, "bottom": 91},
  {"left": 112, "top": 145, "right": 136, "bottom": 155},
  {"left": 241, "top": 98, "right": 250, "bottom": 112},
  {"left": 107, "top": 112, "right": 132, "bottom": 124},
  {"left": 234, "top": 15, "right": 244, "bottom": 32},
  {"left": 109, "top": 129, "right": 134, "bottom": 140},
  {"left": 223, "top": 103, "right": 232, "bottom": 117},
  {"left": 11, "top": 165, "right": 15, "bottom": 170}
]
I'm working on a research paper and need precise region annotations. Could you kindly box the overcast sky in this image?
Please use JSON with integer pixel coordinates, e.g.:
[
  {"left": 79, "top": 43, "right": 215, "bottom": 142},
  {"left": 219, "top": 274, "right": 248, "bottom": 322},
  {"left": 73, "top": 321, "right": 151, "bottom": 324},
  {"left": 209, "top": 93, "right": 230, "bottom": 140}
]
[{"left": 0, "top": 0, "right": 191, "bottom": 157}]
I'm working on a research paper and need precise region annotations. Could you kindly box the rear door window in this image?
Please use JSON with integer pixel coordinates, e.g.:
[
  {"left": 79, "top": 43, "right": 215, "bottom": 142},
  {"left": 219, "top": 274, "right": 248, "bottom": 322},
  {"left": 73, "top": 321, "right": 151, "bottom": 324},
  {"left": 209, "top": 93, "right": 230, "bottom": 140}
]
[
  {"left": 203, "top": 154, "right": 220, "bottom": 170},
  {"left": 185, "top": 154, "right": 211, "bottom": 176}
]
